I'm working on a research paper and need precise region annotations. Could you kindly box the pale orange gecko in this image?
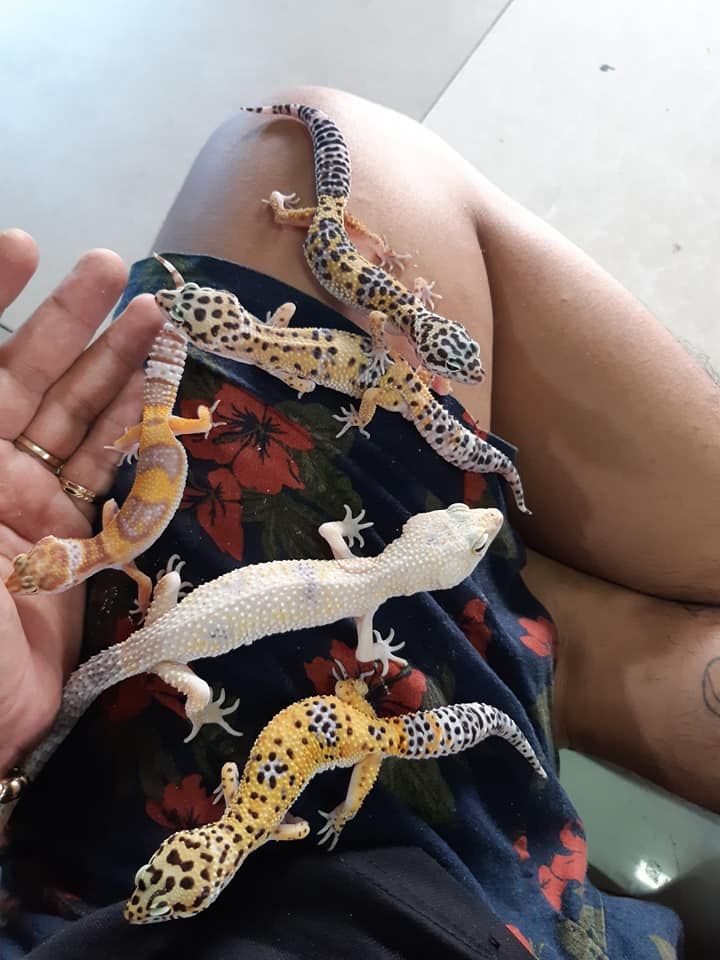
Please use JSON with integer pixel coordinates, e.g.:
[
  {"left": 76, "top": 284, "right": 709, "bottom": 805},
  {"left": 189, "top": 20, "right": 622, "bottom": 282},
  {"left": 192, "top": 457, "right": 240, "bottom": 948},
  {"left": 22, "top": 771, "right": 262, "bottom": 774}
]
[{"left": 5, "top": 255, "right": 219, "bottom": 615}]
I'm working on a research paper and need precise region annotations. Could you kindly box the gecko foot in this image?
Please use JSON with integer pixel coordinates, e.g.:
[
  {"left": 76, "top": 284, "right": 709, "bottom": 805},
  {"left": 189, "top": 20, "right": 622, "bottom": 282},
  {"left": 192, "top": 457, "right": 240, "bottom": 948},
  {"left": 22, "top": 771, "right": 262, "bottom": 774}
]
[
  {"left": 317, "top": 807, "right": 345, "bottom": 851},
  {"left": 413, "top": 277, "right": 443, "bottom": 310},
  {"left": 361, "top": 628, "right": 407, "bottom": 677},
  {"left": 332, "top": 405, "right": 371, "bottom": 440},
  {"left": 335, "top": 504, "right": 373, "bottom": 550},
  {"left": 375, "top": 239, "right": 412, "bottom": 274},
  {"left": 184, "top": 688, "right": 243, "bottom": 743},
  {"left": 104, "top": 440, "right": 139, "bottom": 465},
  {"left": 262, "top": 190, "right": 300, "bottom": 210},
  {"left": 157, "top": 554, "right": 194, "bottom": 597},
  {"left": 203, "top": 399, "right": 226, "bottom": 439}
]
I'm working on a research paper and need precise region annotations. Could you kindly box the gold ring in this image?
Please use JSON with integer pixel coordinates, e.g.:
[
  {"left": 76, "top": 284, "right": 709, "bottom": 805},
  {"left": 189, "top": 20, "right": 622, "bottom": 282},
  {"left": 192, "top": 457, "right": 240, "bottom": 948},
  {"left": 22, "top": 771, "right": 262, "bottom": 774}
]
[
  {"left": 58, "top": 473, "right": 98, "bottom": 505},
  {"left": 14, "top": 434, "right": 65, "bottom": 475}
]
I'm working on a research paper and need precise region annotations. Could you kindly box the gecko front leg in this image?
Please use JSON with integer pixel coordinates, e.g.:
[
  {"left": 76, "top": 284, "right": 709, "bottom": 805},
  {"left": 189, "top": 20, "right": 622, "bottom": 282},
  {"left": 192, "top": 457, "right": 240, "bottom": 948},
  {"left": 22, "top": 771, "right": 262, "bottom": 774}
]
[{"left": 318, "top": 504, "right": 373, "bottom": 559}]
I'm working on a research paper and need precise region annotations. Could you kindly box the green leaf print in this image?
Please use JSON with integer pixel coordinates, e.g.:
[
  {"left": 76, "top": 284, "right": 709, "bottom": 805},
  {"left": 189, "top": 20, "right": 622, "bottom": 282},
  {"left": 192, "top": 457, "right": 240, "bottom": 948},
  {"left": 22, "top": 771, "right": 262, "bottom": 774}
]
[
  {"left": 379, "top": 756, "right": 456, "bottom": 826},
  {"left": 529, "top": 684, "right": 555, "bottom": 757}
]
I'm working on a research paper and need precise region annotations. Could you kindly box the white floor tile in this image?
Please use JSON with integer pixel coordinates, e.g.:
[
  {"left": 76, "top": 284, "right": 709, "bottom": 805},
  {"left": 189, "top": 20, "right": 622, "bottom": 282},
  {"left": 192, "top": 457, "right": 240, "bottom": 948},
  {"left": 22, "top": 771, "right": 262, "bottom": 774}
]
[
  {"left": 0, "top": 0, "right": 506, "bottom": 330},
  {"left": 426, "top": 0, "right": 720, "bottom": 375}
]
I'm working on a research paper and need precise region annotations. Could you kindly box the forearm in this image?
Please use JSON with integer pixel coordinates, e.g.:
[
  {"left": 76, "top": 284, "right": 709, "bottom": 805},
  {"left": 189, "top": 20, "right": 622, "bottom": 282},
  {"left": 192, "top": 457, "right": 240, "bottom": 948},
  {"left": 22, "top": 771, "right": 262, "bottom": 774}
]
[{"left": 523, "top": 548, "right": 720, "bottom": 812}]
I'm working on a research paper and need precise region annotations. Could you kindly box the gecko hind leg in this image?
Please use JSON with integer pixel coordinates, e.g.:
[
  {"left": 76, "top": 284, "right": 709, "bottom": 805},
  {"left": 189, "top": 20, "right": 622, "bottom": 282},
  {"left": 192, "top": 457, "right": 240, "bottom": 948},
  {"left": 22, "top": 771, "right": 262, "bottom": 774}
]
[
  {"left": 151, "top": 663, "right": 243, "bottom": 742},
  {"left": 317, "top": 754, "right": 383, "bottom": 851}
]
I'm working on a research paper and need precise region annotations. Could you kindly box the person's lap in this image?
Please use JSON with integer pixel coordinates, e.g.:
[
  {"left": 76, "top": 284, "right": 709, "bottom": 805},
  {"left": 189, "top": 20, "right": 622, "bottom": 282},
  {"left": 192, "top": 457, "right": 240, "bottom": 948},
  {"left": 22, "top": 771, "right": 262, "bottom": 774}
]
[
  {"left": 154, "top": 84, "right": 720, "bottom": 606},
  {"left": 153, "top": 85, "right": 720, "bottom": 809}
]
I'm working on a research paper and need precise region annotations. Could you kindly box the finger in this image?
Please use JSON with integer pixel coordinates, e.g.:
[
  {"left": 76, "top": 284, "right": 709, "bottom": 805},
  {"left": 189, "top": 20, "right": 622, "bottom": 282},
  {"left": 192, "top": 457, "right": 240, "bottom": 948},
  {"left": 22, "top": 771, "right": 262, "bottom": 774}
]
[
  {"left": 0, "top": 249, "right": 128, "bottom": 438},
  {"left": 22, "top": 294, "right": 164, "bottom": 465},
  {"left": 0, "top": 229, "right": 39, "bottom": 318},
  {"left": 58, "top": 366, "right": 148, "bottom": 523}
]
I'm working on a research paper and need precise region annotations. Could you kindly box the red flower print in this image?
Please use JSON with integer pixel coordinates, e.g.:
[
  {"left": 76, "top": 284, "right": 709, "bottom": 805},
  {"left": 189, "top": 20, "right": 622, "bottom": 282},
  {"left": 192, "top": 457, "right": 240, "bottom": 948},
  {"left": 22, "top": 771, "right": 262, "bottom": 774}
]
[
  {"left": 304, "top": 639, "right": 426, "bottom": 716},
  {"left": 513, "top": 834, "right": 530, "bottom": 862},
  {"left": 181, "top": 383, "right": 314, "bottom": 495},
  {"left": 464, "top": 471, "right": 488, "bottom": 507},
  {"left": 505, "top": 924, "right": 535, "bottom": 955},
  {"left": 518, "top": 616, "right": 557, "bottom": 659},
  {"left": 459, "top": 598, "right": 492, "bottom": 658},
  {"left": 146, "top": 774, "right": 220, "bottom": 830},
  {"left": 181, "top": 466, "right": 244, "bottom": 561},
  {"left": 99, "top": 673, "right": 186, "bottom": 724},
  {"left": 537, "top": 820, "right": 587, "bottom": 911}
]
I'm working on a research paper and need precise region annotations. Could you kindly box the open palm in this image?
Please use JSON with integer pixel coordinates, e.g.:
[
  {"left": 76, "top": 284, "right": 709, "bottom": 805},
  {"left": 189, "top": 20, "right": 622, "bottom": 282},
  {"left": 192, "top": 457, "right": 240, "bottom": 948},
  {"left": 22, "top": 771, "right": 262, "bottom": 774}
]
[{"left": 0, "top": 230, "right": 163, "bottom": 774}]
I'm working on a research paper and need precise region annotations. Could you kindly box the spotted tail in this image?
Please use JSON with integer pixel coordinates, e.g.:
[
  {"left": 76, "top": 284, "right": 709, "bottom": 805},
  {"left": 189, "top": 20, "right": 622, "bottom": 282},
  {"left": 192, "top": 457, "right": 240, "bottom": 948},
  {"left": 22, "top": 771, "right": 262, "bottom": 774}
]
[
  {"left": 405, "top": 390, "right": 530, "bottom": 514},
  {"left": 241, "top": 104, "right": 351, "bottom": 200},
  {"left": 389, "top": 702, "right": 547, "bottom": 778}
]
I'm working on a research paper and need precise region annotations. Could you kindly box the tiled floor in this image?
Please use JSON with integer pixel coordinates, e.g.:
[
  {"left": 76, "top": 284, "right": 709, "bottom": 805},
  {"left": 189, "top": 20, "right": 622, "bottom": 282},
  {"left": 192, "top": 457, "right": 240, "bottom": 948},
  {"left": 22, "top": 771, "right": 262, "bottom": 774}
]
[{"left": 2, "top": 0, "right": 719, "bottom": 946}]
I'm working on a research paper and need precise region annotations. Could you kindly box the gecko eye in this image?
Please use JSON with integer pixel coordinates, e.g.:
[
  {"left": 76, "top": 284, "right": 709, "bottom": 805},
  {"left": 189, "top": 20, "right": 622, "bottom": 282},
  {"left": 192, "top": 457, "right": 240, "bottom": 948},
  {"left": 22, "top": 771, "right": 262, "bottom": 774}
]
[
  {"left": 149, "top": 900, "right": 171, "bottom": 918},
  {"left": 21, "top": 578, "right": 39, "bottom": 593},
  {"left": 134, "top": 863, "right": 149, "bottom": 885},
  {"left": 444, "top": 358, "right": 461, "bottom": 372},
  {"left": 471, "top": 533, "right": 489, "bottom": 554}
]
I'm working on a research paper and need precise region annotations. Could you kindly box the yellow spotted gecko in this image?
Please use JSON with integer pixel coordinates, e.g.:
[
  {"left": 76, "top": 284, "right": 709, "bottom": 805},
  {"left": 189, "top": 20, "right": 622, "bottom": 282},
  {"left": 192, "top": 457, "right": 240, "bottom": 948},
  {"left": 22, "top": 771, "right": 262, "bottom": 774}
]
[
  {"left": 0, "top": 504, "right": 504, "bottom": 833},
  {"left": 241, "top": 104, "right": 485, "bottom": 384},
  {"left": 4, "top": 291, "right": 219, "bottom": 615},
  {"left": 155, "top": 262, "right": 530, "bottom": 513},
  {"left": 125, "top": 675, "right": 546, "bottom": 922}
]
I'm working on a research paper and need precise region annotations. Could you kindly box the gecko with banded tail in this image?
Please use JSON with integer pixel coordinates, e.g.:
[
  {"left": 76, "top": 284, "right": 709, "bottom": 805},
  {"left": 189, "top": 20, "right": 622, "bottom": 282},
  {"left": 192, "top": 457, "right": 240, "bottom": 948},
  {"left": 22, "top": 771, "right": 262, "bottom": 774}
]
[
  {"left": 155, "top": 261, "right": 529, "bottom": 512},
  {"left": 0, "top": 504, "right": 504, "bottom": 832},
  {"left": 125, "top": 676, "right": 546, "bottom": 922},
  {"left": 4, "top": 261, "right": 220, "bottom": 615},
  {"left": 241, "top": 103, "right": 485, "bottom": 385}
]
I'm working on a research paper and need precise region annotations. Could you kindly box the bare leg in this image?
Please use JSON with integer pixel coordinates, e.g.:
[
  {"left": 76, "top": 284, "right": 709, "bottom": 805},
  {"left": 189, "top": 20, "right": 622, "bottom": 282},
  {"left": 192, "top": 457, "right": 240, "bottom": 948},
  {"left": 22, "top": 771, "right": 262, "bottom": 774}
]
[
  {"left": 155, "top": 85, "right": 720, "bottom": 603},
  {"left": 523, "top": 549, "right": 720, "bottom": 812}
]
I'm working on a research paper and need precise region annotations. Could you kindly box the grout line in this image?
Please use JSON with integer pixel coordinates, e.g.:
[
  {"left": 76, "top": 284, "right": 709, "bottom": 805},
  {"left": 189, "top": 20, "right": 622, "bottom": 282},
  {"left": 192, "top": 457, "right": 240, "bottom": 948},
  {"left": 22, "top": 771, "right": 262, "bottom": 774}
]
[{"left": 421, "top": 0, "right": 516, "bottom": 122}]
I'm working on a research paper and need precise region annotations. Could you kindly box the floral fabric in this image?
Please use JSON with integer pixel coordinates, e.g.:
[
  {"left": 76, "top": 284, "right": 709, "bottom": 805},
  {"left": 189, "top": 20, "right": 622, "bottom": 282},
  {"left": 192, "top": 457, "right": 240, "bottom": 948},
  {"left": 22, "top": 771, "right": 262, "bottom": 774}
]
[{"left": 2, "top": 256, "right": 681, "bottom": 959}]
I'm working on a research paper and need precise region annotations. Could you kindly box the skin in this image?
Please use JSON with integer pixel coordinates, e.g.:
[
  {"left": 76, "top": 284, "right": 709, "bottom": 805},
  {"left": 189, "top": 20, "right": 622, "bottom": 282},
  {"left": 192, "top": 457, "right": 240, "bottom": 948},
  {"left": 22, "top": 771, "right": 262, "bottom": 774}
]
[{"left": 0, "top": 230, "right": 164, "bottom": 772}]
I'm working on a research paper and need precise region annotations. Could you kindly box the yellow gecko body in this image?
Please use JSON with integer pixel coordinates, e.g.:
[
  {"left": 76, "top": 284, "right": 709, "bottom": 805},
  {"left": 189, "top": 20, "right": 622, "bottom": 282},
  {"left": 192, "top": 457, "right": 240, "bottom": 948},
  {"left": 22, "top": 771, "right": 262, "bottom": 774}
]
[{"left": 126, "top": 678, "right": 546, "bottom": 923}]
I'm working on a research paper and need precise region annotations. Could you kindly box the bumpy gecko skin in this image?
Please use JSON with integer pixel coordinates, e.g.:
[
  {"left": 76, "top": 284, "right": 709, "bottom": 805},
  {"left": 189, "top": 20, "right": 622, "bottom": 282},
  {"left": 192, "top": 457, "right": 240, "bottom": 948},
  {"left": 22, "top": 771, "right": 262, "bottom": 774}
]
[
  {"left": 155, "top": 263, "right": 529, "bottom": 513},
  {"left": 0, "top": 504, "right": 504, "bottom": 835},
  {"left": 241, "top": 104, "right": 484, "bottom": 384},
  {"left": 125, "top": 678, "right": 546, "bottom": 923},
  {"left": 5, "top": 259, "right": 218, "bottom": 613}
]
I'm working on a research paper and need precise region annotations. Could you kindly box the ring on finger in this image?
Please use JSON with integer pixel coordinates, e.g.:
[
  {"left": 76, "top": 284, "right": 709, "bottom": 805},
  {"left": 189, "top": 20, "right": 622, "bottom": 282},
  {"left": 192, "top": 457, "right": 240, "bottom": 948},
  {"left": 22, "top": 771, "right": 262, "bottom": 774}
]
[
  {"left": 58, "top": 471, "right": 98, "bottom": 505},
  {"left": 13, "top": 434, "right": 65, "bottom": 475}
]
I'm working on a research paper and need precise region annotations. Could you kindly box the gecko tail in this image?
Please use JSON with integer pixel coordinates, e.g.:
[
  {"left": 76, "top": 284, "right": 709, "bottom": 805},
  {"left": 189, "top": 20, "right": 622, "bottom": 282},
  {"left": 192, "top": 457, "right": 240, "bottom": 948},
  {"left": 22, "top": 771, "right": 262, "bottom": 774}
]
[
  {"left": 22, "top": 642, "right": 128, "bottom": 783},
  {"left": 240, "top": 104, "right": 350, "bottom": 201},
  {"left": 390, "top": 702, "right": 547, "bottom": 780}
]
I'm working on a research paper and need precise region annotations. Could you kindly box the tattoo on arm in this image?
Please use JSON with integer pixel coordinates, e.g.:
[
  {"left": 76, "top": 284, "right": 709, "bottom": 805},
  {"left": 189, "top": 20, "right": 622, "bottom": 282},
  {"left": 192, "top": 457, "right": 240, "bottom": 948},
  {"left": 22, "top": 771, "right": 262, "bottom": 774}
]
[{"left": 702, "top": 657, "right": 720, "bottom": 717}]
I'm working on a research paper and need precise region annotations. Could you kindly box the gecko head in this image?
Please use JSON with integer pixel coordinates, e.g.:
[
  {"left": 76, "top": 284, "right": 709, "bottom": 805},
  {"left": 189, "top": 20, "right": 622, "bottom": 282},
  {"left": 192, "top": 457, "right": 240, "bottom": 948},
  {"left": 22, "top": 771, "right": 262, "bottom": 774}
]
[
  {"left": 125, "top": 821, "right": 244, "bottom": 924},
  {"left": 402, "top": 504, "right": 504, "bottom": 589},
  {"left": 4, "top": 537, "right": 76, "bottom": 594},
  {"left": 412, "top": 313, "right": 485, "bottom": 384},
  {"left": 156, "top": 283, "right": 253, "bottom": 350}
]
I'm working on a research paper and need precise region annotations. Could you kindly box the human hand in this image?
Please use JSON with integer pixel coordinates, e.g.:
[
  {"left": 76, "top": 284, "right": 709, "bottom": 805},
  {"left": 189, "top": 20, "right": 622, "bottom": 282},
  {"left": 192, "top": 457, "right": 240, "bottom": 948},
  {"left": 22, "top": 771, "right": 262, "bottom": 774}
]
[{"left": 0, "top": 229, "right": 164, "bottom": 773}]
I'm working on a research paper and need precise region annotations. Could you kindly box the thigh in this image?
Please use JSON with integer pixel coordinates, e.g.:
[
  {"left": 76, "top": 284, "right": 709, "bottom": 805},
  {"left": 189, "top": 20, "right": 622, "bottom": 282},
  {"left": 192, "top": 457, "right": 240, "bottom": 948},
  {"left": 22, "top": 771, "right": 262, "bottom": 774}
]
[
  {"left": 154, "top": 85, "right": 495, "bottom": 426},
  {"left": 523, "top": 547, "right": 720, "bottom": 812},
  {"left": 155, "top": 84, "right": 720, "bottom": 603},
  {"left": 473, "top": 179, "right": 720, "bottom": 602}
]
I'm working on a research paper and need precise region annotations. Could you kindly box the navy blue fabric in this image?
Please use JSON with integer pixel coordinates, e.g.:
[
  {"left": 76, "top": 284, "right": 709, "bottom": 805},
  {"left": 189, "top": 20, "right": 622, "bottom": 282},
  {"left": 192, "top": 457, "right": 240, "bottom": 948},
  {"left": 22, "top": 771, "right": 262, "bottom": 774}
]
[{"left": 1, "top": 256, "right": 682, "bottom": 959}]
